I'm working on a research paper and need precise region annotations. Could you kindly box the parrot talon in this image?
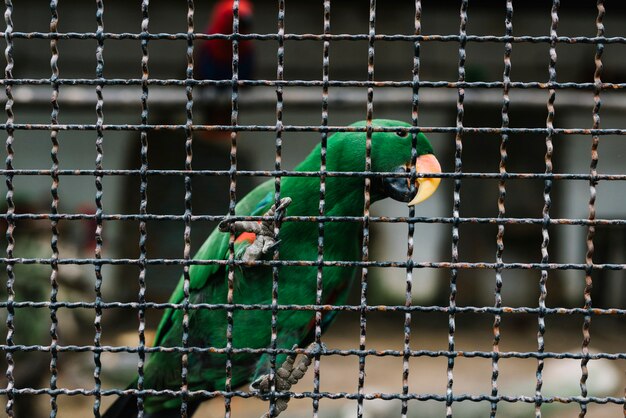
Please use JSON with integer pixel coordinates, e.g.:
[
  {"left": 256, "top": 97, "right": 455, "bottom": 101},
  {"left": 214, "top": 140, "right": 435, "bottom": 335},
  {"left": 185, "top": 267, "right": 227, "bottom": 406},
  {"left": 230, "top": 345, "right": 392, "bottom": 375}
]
[
  {"left": 220, "top": 197, "right": 292, "bottom": 262},
  {"left": 253, "top": 342, "right": 321, "bottom": 418},
  {"left": 217, "top": 218, "right": 234, "bottom": 232},
  {"left": 262, "top": 239, "right": 281, "bottom": 255}
]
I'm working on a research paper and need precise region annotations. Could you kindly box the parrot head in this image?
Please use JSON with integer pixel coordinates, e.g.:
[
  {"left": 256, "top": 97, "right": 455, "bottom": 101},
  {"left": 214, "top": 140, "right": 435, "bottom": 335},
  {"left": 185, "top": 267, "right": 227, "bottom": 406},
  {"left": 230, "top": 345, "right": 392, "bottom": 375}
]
[
  {"left": 195, "top": 0, "right": 254, "bottom": 81},
  {"left": 328, "top": 119, "right": 441, "bottom": 206}
]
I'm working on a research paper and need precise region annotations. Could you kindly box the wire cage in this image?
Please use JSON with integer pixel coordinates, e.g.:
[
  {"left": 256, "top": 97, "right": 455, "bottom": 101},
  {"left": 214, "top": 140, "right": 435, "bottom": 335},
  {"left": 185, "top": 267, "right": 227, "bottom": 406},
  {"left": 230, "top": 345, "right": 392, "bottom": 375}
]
[{"left": 0, "top": 0, "right": 625, "bottom": 417}]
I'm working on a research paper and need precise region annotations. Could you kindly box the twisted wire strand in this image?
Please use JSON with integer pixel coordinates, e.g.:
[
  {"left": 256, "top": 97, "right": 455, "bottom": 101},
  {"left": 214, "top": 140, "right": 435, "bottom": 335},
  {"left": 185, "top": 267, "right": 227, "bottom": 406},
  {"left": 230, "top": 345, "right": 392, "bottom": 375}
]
[
  {"left": 225, "top": 1, "right": 241, "bottom": 416},
  {"left": 0, "top": 30, "right": 625, "bottom": 44},
  {"left": 579, "top": 2, "right": 605, "bottom": 417},
  {"left": 93, "top": 0, "right": 106, "bottom": 416},
  {"left": 3, "top": 0, "right": 16, "bottom": 415},
  {"left": 0, "top": 301, "right": 623, "bottom": 316},
  {"left": 0, "top": 122, "right": 624, "bottom": 135},
  {"left": 356, "top": 1, "right": 376, "bottom": 417},
  {"left": 312, "top": 1, "right": 331, "bottom": 417},
  {"left": 48, "top": 2, "right": 61, "bottom": 415},
  {"left": 491, "top": 1, "right": 512, "bottom": 416},
  {"left": 0, "top": 257, "right": 624, "bottom": 271},
  {"left": 0, "top": 344, "right": 623, "bottom": 361},
  {"left": 178, "top": 2, "right": 195, "bottom": 417},
  {"left": 535, "top": 2, "right": 559, "bottom": 417},
  {"left": 447, "top": 1, "right": 468, "bottom": 416},
  {"left": 266, "top": 1, "right": 286, "bottom": 416},
  {"left": 1, "top": 169, "right": 626, "bottom": 181},
  {"left": 401, "top": 1, "right": 422, "bottom": 417},
  {"left": 135, "top": 1, "right": 150, "bottom": 416},
  {"left": 0, "top": 385, "right": 620, "bottom": 406}
]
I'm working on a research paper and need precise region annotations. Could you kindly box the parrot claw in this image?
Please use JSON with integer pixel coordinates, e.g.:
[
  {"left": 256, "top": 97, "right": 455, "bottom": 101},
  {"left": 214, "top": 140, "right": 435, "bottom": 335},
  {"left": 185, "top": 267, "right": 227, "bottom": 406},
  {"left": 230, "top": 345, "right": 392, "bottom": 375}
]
[
  {"left": 253, "top": 342, "right": 322, "bottom": 418},
  {"left": 262, "top": 239, "right": 281, "bottom": 255},
  {"left": 220, "top": 197, "right": 292, "bottom": 262}
]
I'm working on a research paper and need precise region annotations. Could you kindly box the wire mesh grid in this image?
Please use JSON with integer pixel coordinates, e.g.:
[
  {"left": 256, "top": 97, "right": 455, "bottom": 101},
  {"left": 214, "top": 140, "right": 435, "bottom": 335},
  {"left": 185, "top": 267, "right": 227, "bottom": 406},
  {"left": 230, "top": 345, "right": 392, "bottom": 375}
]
[{"left": 0, "top": 1, "right": 625, "bottom": 417}]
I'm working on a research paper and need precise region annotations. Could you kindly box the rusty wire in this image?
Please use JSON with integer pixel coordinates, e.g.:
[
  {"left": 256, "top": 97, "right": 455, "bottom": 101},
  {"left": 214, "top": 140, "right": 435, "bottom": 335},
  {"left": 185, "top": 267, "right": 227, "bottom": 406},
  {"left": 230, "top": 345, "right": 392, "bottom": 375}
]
[
  {"left": 265, "top": 0, "right": 285, "bottom": 417},
  {"left": 93, "top": 0, "right": 106, "bottom": 417},
  {"left": 579, "top": 2, "right": 604, "bottom": 418},
  {"left": 535, "top": 1, "right": 558, "bottom": 415},
  {"left": 136, "top": 0, "right": 149, "bottom": 416},
  {"left": 2, "top": 31, "right": 626, "bottom": 44},
  {"left": 179, "top": 1, "right": 195, "bottom": 417},
  {"left": 490, "top": 1, "right": 512, "bottom": 416},
  {"left": 311, "top": 2, "right": 330, "bottom": 417},
  {"left": 355, "top": 1, "right": 376, "bottom": 418},
  {"left": 3, "top": 0, "right": 15, "bottom": 415},
  {"left": 47, "top": 1, "right": 61, "bottom": 415},
  {"left": 446, "top": 1, "right": 467, "bottom": 416},
  {"left": 0, "top": 124, "right": 625, "bottom": 137},
  {"left": 401, "top": 2, "right": 421, "bottom": 417},
  {"left": 224, "top": 0, "right": 242, "bottom": 416},
  {"left": 1, "top": 1, "right": 626, "bottom": 417}
]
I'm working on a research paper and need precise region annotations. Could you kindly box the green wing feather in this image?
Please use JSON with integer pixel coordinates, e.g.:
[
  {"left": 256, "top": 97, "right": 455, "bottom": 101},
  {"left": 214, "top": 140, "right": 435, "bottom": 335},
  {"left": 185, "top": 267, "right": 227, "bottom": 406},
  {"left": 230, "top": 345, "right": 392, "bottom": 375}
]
[{"left": 152, "top": 180, "right": 275, "bottom": 346}]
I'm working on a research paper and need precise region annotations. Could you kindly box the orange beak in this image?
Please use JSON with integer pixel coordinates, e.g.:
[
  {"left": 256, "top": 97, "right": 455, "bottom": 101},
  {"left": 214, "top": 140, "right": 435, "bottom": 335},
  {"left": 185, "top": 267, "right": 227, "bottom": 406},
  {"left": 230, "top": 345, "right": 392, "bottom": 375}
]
[{"left": 408, "top": 154, "right": 442, "bottom": 206}]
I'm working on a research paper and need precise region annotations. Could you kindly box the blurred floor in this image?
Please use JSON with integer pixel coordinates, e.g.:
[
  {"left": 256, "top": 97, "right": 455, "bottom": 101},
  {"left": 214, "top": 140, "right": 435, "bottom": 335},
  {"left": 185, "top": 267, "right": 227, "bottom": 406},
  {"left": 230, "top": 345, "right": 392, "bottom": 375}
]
[{"left": 8, "top": 313, "right": 621, "bottom": 418}]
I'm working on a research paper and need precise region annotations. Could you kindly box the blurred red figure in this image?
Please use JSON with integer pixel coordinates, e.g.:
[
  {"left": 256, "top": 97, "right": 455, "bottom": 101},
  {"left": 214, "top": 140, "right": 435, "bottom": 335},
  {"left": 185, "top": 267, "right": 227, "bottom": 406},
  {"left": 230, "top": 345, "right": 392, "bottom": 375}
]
[{"left": 194, "top": 0, "right": 254, "bottom": 82}]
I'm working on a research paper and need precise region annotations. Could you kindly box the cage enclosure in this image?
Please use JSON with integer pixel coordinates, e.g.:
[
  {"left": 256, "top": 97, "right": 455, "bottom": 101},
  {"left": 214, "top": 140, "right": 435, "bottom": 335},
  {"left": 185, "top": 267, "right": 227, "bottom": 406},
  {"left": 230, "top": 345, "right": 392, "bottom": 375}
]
[{"left": 0, "top": 1, "right": 625, "bottom": 417}]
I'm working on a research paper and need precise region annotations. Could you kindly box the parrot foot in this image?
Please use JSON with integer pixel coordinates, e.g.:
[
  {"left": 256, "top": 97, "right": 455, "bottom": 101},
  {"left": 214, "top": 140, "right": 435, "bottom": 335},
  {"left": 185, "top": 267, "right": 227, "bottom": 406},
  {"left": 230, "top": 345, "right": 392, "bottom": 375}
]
[
  {"left": 219, "top": 197, "right": 292, "bottom": 262},
  {"left": 252, "top": 342, "right": 324, "bottom": 418}
]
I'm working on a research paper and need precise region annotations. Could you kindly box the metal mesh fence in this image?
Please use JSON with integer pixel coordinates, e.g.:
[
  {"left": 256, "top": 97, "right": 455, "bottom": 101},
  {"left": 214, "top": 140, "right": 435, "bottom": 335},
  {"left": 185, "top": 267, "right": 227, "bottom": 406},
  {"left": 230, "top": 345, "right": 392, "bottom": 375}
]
[{"left": 0, "top": 0, "right": 625, "bottom": 417}]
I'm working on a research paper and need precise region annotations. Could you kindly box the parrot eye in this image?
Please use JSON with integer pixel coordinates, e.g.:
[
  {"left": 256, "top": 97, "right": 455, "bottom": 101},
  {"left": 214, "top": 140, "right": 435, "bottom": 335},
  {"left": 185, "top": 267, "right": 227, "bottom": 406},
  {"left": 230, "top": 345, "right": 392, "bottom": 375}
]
[{"left": 396, "top": 129, "right": 409, "bottom": 137}]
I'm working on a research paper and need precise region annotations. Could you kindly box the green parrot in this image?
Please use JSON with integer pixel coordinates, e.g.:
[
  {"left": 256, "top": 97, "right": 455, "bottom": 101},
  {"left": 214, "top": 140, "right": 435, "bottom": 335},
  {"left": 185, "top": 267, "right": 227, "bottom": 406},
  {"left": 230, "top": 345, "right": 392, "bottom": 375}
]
[{"left": 103, "top": 119, "right": 441, "bottom": 418}]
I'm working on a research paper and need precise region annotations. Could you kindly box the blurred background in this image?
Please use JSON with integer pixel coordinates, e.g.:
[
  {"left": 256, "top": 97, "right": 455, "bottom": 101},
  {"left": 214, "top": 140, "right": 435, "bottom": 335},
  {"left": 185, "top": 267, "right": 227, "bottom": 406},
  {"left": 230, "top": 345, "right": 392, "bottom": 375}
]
[{"left": 0, "top": 0, "right": 624, "bottom": 417}]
